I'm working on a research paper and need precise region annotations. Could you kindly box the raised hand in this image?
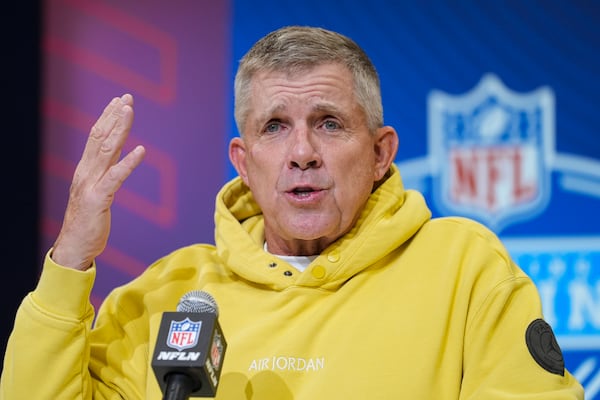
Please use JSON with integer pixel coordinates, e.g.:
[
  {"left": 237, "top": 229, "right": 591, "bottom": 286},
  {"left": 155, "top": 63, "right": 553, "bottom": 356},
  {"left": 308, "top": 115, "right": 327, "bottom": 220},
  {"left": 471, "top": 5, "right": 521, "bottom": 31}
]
[{"left": 51, "top": 94, "right": 146, "bottom": 271}]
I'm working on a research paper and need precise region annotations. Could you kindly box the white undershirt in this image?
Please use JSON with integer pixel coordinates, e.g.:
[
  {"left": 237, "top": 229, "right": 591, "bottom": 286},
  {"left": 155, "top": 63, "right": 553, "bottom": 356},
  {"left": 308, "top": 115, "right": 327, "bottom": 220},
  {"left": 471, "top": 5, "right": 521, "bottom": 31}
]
[{"left": 264, "top": 242, "right": 317, "bottom": 272}]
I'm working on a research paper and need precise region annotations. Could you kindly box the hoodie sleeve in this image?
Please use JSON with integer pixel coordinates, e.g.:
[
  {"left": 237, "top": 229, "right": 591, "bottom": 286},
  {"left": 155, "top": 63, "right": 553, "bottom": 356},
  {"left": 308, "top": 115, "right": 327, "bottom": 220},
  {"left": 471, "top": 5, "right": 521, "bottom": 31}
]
[
  {"left": 0, "top": 250, "right": 99, "bottom": 400},
  {"left": 460, "top": 266, "right": 584, "bottom": 399}
]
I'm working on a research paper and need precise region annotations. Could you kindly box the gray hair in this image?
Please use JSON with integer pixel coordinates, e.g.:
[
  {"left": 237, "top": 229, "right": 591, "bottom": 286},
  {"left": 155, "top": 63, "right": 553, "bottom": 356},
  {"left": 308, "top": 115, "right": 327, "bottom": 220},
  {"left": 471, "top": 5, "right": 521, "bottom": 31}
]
[{"left": 234, "top": 26, "right": 383, "bottom": 135}]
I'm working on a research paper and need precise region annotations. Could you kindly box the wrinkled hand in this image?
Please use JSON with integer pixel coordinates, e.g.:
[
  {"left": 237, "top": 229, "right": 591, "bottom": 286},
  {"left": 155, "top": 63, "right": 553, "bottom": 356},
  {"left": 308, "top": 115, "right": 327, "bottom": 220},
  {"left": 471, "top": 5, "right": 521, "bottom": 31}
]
[{"left": 51, "top": 94, "right": 146, "bottom": 270}]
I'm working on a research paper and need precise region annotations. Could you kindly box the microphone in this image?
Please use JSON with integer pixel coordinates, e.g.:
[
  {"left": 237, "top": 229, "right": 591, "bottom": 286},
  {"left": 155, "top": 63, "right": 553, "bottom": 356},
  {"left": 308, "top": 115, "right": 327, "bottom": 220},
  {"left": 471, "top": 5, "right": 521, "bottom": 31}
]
[{"left": 152, "top": 290, "right": 227, "bottom": 400}]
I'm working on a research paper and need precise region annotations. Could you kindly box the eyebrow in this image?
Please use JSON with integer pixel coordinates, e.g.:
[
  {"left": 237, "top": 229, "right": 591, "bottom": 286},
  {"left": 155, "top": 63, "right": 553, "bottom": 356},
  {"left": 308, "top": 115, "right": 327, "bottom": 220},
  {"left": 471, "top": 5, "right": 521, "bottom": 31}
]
[
  {"left": 313, "top": 103, "right": 346, "bottom": 117},
  {"left": 258, "top": 103, "right": 288, "bottom": 123},
  {"left": 258, "top": 101, "right": 350, "bottom": 123}
]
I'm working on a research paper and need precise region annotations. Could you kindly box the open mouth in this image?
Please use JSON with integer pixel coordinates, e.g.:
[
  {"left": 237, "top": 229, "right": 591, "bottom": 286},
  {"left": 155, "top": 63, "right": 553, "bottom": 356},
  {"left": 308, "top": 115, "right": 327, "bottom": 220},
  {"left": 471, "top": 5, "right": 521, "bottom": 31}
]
[{"left": 289, "top": 186, "right": 321, "bottom": 198}]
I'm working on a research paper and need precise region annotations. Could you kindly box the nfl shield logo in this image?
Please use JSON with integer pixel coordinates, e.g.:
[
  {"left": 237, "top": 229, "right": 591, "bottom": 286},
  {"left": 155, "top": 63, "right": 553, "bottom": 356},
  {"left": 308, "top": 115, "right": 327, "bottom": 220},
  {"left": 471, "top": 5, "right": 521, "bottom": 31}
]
[
  {"left": 427, "top": 74, "right": 555, "bottom": 232},
  {"left": 210, "top": 330, "right": 224, "bottom": 370},
  {"left": 167, "top": 317, "right": 202, "bottom": 351}
]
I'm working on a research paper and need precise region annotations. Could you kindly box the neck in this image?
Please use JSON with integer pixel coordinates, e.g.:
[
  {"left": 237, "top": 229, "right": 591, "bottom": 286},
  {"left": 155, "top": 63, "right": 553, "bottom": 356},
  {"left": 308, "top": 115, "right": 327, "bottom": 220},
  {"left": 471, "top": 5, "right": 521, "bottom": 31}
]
[{"left": 264, "top": 236, "right": 330, "bottom": 256}]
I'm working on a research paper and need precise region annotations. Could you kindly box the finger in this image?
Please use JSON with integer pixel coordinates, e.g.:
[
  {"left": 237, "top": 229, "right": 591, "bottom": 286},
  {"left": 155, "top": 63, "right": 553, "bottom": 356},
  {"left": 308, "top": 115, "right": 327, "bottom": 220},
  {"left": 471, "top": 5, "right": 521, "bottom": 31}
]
[
  {"left": 99, "top": 103, "right": 134, "bottom": 166},
  {"left": 78, "top": 97, "right": 134, "bottom": 180},
  {"left": 96, "top": 145, "right": 146, "bottom": 195},
  {"left": 88, "top": 96, "right": 124, "bottom": 145},
  {"left": 82, "top": 94, "right": 133, "bottom": 160},
  {"left": 121, "top": 93, "right": 134, "bottom": 106}
]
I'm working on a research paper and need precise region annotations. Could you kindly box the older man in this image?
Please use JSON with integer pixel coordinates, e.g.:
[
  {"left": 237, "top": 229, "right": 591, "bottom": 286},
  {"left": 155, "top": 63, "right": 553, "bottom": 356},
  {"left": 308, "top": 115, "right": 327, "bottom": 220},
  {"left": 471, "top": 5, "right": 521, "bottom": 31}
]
[{"left": 1, "top": 26, "right": 583, "bottom": 399}]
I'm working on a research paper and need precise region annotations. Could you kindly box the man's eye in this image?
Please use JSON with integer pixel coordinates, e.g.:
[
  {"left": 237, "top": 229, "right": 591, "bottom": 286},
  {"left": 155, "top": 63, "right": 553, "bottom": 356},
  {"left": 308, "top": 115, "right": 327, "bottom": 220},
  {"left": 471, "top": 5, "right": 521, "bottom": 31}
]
[
  {"left": 265, "top": 122, "right": 281, "bottom": 133},
  {"left": 323, "top": 120, "right": 340, "bottom": 130}
]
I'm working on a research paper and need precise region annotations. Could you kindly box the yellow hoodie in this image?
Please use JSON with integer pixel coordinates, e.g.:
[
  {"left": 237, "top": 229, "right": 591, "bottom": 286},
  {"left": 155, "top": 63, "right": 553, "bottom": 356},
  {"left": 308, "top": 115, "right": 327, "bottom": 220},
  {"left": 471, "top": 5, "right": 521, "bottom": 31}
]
[{"left": 1, "top": 166, "right": 584, "bottom": 399}]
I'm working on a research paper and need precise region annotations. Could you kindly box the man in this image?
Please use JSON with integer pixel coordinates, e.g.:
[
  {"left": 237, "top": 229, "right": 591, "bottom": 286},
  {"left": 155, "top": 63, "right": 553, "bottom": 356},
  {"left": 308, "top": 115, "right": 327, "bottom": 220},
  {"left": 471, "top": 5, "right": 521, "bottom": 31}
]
[{"left": 0, "top": 26, "right": 584, "bottom": 399}]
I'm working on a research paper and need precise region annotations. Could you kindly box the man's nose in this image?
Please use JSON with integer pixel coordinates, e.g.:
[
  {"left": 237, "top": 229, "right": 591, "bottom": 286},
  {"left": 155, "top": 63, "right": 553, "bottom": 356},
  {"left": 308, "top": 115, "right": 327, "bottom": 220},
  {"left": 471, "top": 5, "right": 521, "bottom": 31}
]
[{"left": 288, "top": 126, "right": 321, "bottom": 170}]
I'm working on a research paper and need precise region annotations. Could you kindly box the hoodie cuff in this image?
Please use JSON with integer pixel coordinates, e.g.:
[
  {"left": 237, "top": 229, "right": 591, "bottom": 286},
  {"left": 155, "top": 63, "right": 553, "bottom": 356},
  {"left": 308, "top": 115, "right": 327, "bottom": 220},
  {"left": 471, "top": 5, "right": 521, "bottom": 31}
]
[{"left": 31, "top": 248, "right": 97, "bottom": 320}]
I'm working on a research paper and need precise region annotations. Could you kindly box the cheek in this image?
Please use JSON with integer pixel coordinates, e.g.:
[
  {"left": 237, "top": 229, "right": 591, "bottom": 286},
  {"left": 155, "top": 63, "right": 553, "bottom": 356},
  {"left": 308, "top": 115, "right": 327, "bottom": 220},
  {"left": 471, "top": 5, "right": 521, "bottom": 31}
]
[
  {"left": 339, "top": 151, "right": 378, "bottom": 184},
  {"left": 333, "top": 164, "right": 375, "bottom": 211},
  {"left": 244, "top": 149, "right": 269, "bottom": 180},
  {"left": 244, "top": 152, "right": 281, "bottom": 196}
]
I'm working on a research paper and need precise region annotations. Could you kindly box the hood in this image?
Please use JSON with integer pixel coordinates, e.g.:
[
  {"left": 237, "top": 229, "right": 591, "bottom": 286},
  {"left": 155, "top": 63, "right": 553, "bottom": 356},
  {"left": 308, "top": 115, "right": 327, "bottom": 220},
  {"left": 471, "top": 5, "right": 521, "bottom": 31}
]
[{"left": 214, "top": 164, "right": 431, "bottom": 291}]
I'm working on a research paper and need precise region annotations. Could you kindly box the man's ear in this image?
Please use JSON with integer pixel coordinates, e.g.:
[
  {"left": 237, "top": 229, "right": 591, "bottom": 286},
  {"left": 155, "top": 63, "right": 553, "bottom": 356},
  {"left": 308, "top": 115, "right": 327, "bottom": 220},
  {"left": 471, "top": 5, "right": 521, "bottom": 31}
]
[
  {"left": 373, "top": 126, "right": 399, "bottom": 181},
  {"left": 229, "top": 137, "right": 249, "bottom": 185}
]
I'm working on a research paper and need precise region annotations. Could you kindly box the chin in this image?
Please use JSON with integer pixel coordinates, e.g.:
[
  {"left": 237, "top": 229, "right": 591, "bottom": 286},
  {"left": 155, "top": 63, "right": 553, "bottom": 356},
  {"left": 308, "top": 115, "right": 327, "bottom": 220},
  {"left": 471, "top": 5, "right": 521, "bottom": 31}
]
[
  {"left": 274, "top": 214, "right": 341, "bottom": 240},
  {"left": 284, "top": 224, "right": 336, "bottom": 242}
]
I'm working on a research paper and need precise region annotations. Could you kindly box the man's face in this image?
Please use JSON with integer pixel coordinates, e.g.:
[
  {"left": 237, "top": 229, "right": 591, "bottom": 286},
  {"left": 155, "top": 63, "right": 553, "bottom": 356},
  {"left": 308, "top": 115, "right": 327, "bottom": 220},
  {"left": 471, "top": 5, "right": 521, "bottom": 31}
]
[{"left": 229, "top": 63, "right": 397, "bottom": 255}]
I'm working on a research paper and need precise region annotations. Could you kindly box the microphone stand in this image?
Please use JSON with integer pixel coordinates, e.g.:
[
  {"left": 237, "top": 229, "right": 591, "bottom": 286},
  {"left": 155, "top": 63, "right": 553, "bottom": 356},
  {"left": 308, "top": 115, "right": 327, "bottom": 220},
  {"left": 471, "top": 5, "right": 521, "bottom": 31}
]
[{"left": 163, "top": 373, "right": 197, "bottom": 400}]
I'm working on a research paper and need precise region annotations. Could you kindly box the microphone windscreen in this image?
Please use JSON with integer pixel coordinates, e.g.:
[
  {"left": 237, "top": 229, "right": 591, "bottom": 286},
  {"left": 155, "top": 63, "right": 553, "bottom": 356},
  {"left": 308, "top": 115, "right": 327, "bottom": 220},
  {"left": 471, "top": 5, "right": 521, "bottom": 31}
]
[{"left": 177, "top": 290, "right": 218, "bottom": 315}]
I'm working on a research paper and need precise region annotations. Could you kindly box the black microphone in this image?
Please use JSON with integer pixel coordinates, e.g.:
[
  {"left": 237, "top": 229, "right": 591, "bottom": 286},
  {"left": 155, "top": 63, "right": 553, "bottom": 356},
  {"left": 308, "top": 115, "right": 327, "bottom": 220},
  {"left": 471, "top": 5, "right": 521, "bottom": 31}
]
[{"left": 152, "top": 290, "right": 227, "bottom": 400}]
